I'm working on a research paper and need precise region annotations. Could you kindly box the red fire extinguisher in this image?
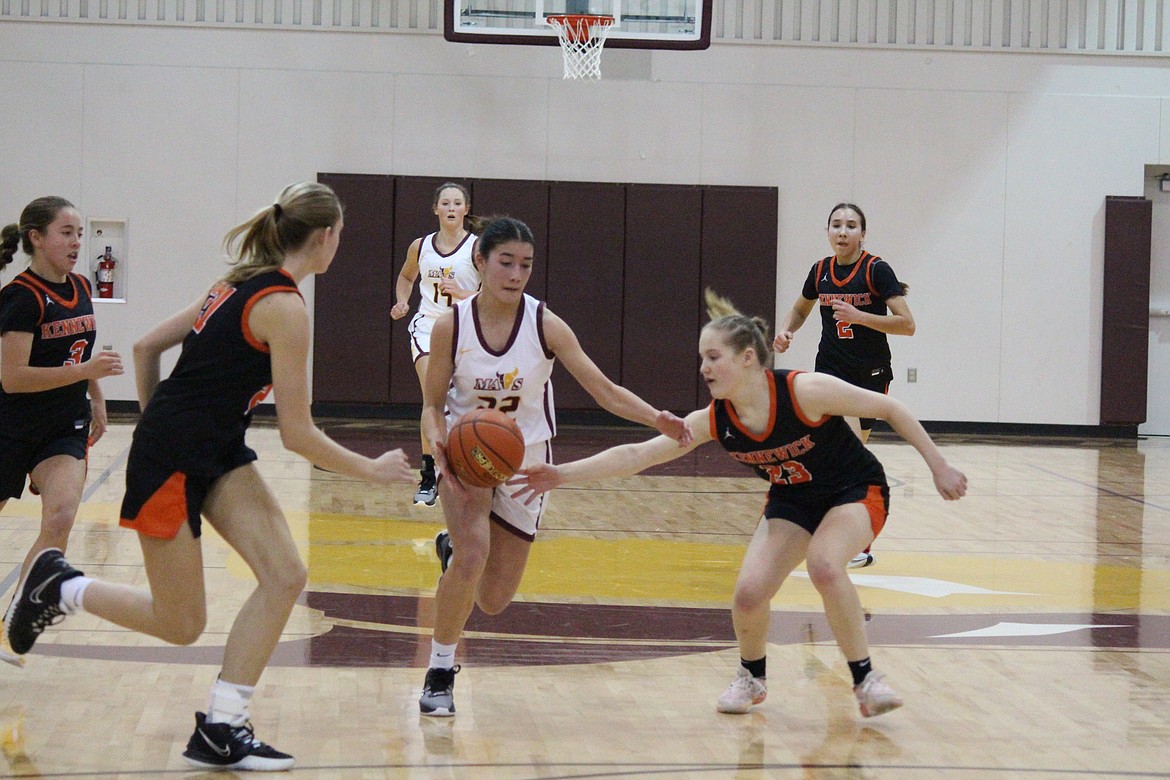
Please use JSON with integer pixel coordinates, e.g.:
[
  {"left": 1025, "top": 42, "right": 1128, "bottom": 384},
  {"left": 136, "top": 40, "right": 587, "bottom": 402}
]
[{"left": 96, "top": 246, "right": 116, "bottom": 299}]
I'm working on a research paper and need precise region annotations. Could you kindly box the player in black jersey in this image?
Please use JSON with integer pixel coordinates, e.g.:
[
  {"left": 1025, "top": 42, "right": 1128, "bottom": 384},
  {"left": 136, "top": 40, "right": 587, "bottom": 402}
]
[
  {"left": 775, "top": 203, "right": 916, "bottom": 568},
  {"left": 4, "top": 183, "right": 415, "bottom": 772},
  {"left": 513, "top": 289, "right": 965, "bottom": 721},
  {"left": 0, "top": 197, "right": 123, "bottom": 664}
]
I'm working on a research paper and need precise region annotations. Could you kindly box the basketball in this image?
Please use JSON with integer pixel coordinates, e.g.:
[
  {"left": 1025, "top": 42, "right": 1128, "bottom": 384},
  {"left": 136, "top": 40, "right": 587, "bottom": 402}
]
[{"left": 445, "top": 408, "right": 526, "bottom": 488}]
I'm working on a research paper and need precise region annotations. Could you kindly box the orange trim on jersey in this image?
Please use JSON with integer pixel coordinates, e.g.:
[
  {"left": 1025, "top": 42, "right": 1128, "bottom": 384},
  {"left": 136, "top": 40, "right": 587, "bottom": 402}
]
[
  {"left": 861, "top": 484, "right": 887, "bottom": 539},
  {"left": 14, "top": 271, "right": 82, "bottom": 308},
  {"left": 829, "top": 251, "right": 869, "bottom": 288},
  {"left": 786, "top": 370, "right": 829, "bottom": 428},
  {"left": 723, "top": 370, "right": 778, "bottom": 443},
  {"left": 120, "top": 471, "right": 189, "bottom": 540},
  {"left": 240, "top": 283, "right": 303, "bottom": 353},
  {"left": 863, "top": 254, "right": 880, "bottom": 298},
  {"left": 8, "top": 279, "right": 46, "bottom": 324}
]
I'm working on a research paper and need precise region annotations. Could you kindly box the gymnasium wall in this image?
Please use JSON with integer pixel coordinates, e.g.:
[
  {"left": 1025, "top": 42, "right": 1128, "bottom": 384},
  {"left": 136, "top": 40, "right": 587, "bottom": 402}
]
[{"left": 2, "top": 21, "right": 1168, "bottom": 425}]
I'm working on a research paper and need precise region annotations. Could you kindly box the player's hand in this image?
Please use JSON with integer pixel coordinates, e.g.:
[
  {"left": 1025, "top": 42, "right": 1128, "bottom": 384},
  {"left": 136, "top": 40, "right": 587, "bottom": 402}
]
[
  {"left": 438, "top": 278, "right": 463, "bottom": 297},
  {"left": 369, "top": 449, "right": 414, "bottom": 485},
  {"left": 773, "top": 331, "right": 794, "bottom": 353},
  {"left": 88, "top": 398, "right": 108, "bottom": 446},
  {"left": 390, "top": 301, "right": 410, "bottom": 320},
  {"left": 432, "top": 441, "right": 472, "bottom": 500},
  {"left": 507, "top": 463, "right": 562, "bottom": 506},
  {"left": 654, "top": 410, "right": 693, "bottom": 446},
  {"left": 84, "top": 350, "right": 123, "bottom": 380},
  {"left": 831, "top": 300, "right": 861, "bottom": 323},
  {"left": 932, "top": 462, "right": 967, "bottom": 501}
]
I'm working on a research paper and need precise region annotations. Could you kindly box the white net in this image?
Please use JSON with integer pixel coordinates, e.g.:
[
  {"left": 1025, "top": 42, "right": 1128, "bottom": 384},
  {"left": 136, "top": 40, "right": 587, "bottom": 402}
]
[{"left": 546, "top": 15, "right": 615, "bottom": 80}]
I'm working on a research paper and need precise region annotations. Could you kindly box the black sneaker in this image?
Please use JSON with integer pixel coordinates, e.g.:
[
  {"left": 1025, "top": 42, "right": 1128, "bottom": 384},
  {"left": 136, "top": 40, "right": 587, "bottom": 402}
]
[
  {"left": 414, "top": 472, "right": 438, "bottom": 506},
  {"left": 434, "top": 531, "right": 453, "bottom": 574},
  {"left": 419, "top": 665, "right": 460, "bottom": 717},
  {"left": 5, "top": 548, "right": 83, "bottom": 655},
  {"left": 182, "top": 712, "right": 295, "bottom": 771}
]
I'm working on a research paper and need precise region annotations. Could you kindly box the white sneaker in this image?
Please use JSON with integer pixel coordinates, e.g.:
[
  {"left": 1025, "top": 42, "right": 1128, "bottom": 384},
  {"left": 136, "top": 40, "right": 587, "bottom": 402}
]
[
  {"left": 848, "top": 552, "right": 875, "bottom": 568},
  {"left": 716, "top": 666, "right": 767, "bottom": 714},
  {"left": 853, "top": 671, "right": 903, "bottom": 717}
]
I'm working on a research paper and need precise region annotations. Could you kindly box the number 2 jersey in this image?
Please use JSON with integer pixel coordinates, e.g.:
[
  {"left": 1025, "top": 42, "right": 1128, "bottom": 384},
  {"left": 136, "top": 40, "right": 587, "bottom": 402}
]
[
  {"left": 710, "top": 369, "right": 886, "bottom": 501},
  {"left": 0, "top": 270, "right": 96, "bottom": 442},
  {"left": 446, "top": 292, "right": 556, "bottom": 446},
  {"left": 132, "top": 269, "right": 301, "bottom": 474},
  {"left": 801, "top": 251, "right": 904, "bottom": 375}
]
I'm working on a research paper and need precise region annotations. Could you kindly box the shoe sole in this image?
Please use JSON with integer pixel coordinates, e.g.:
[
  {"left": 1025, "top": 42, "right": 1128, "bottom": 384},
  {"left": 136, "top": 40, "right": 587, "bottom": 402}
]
[
  {"left": 183, "top": 754, "right": 297, "bottom": 771},
  {"left": 859, "top": 698, "right": 903, "bottom": 718},
  {"left": 716, "top": 693, "right": 766, "bottom": 714},
  {"left": 413, "top": 498, "right": 438, "bottom": 507},
  {"left": 419, "top": 706, "right": 455, "bottom": 717},
  {"left": 847, "top": 554, "right": 875, "bottom": 569}
]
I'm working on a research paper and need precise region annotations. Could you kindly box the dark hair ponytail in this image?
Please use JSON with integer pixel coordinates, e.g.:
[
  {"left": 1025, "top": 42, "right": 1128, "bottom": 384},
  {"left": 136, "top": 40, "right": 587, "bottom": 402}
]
[{"left": 2, "top": 196, "right": 76, "bottom": 271}]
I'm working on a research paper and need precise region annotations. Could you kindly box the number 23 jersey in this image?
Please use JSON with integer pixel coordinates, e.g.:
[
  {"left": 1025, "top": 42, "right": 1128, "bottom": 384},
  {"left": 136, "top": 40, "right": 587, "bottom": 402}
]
[{"left": 710, "top": 369, "right": 886, "bottom": 500}]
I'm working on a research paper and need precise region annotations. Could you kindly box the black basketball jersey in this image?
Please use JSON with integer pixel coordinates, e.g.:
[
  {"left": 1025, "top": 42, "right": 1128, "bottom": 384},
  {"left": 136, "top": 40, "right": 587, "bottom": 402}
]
[
  {"left": 709, "top": 369, "right": 886, "bottom": 500},
  {"left": 134, "top": 269, "right": 301, "bottom": 473},
  {"left": 801, "top": 252, "right": 904, "bottom": 375},
  {"left": 0, "top": 270, "right": 96, "bottom": 442}
]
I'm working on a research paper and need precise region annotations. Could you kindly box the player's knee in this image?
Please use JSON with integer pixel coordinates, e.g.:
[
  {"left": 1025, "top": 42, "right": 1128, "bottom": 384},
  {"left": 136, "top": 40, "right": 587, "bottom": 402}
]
[
  {"left": 804, "top": 554, "right": 845, "bottom": 591},
  {"left": 265, "top": 557, "right": 308, "bottom": 602},
  {"left": 475, "top": 587, "right": 514, "bottom": 615},
  {"left": 732, "top": 580, "right": 772, "bottom": 613},
  {"left": 163, "top": 611, "right": 207, "bottom": 645}
]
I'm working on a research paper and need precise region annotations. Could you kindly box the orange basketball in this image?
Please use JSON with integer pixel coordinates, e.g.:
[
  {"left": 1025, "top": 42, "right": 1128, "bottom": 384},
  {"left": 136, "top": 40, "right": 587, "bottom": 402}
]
[{"left": 445, "top": 408, "right": 526, "bottom": 488}]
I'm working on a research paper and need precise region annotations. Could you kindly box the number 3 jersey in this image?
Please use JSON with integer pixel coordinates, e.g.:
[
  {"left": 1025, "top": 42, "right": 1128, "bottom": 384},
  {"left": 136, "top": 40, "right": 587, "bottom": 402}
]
[
  {"left": 709, "top": 369, "right": 886, "bottom": 500},
  {"left": 0, "top": 270, "right": 96, "bottom": 442},
  {"left": 447, "top": 293, "right": 556, "bottom": 446},
  {"left": 133, "top": 269, "right": 301, "bottom": 473}
]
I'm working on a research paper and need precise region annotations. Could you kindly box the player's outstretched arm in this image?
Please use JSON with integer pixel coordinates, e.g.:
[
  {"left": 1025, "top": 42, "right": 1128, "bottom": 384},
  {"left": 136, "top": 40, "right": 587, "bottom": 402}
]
[
  {"left": 511, "top": 409, "right": 710, "bottom": 504},
  {"left": 543, "top": 309, "right": 692, "bottom": 445},
  {"left": 793, "top": 371, "right": 967, "bottom": 501},
  {"left": 255, "top": 292, "right": 413, "bottom": 485}
]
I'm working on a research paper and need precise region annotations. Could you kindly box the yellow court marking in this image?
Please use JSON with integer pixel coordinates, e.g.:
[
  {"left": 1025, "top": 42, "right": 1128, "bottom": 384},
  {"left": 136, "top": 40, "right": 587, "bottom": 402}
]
[{"left": 290, "top": 512, "right": 1170, "bottom": 613}]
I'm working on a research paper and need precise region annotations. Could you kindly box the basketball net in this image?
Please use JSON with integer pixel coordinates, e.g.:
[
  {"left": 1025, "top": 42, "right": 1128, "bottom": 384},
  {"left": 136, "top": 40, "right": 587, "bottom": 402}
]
[{"left": 546, "top": 14, "right": 615, "bottom": 80}]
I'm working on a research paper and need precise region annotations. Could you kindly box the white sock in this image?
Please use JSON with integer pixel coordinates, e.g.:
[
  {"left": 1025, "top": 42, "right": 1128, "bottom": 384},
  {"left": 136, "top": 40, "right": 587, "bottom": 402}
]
[
  {"left": 429, "top": 640, "right": 458, "bottom": 670},
  {"left": 207, "top": 677, "right": 255, "bottom": 727},
  {"left": 59, "top": 576, "right": 92, "bottom": 615}
]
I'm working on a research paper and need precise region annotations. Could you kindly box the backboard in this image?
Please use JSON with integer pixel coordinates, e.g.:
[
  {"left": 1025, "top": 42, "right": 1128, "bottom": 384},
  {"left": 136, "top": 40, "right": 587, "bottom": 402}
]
[{"left": 444, "top": 0, "right": 712, "bottom": 50}]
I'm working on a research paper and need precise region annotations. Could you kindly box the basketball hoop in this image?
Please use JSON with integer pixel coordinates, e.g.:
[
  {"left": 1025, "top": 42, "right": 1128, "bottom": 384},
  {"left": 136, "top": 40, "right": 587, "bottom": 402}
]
[{"left": 546, "top": 14, "right": 615, "bottom": 80}]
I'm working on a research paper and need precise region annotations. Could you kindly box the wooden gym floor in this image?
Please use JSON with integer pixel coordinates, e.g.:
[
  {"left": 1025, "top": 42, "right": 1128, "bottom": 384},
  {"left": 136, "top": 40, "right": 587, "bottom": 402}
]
[{"left": 1, "top": 419, "right": 1167, "bottom": 779}]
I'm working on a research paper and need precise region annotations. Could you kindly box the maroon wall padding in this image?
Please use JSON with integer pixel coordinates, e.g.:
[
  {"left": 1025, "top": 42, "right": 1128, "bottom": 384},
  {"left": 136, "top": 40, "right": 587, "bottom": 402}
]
[
  {"left": 472, "top": 179, "right": 551, "bottom": 302},
  {"left": 622, "top": 184, "right": 703, "bottom": 411},
  {"left": 389, "top": 176, "right": 461, "bottom": 404},
  {"left": 313, "top": 173, "right": 394, "bottom": 403},
  {"left": 312, "top": 175, "right": 780, "bottom": 415},
  {"left": 699, "top": 186, "right": 778, "bottom": 407},
  {"left": 547, "top": 182, "right": 627, "bottom": 410},
  {"left": 1101, "top": 196, "right": 1151, "bottom": 425}
]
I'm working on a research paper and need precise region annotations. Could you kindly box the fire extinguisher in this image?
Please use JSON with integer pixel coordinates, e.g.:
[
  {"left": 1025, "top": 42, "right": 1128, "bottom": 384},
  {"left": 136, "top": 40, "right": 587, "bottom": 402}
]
[{"left": 96, "top": 246, "right": 116, "bottom": 299}]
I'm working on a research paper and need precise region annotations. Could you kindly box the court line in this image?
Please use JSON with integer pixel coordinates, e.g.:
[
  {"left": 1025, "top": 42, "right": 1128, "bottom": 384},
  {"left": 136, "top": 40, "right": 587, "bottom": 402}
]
[{"left": 1028, "top": 464, "right": 1170, "bottom": 513}]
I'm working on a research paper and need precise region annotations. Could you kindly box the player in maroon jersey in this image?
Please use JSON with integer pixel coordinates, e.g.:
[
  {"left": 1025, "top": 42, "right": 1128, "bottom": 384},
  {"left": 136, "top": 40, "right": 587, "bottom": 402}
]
[
  {"left": 512, "top": 289, "right": 965, "bottom": 720},
  {"left": 4, "top": 183, "right": 415, "bottom": 771},
  {"left": 0, "top": 196, "right": 123, "bottom": 664},
  {"left": 775, "top": 203, "right": 916, "bottom": 568}
]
